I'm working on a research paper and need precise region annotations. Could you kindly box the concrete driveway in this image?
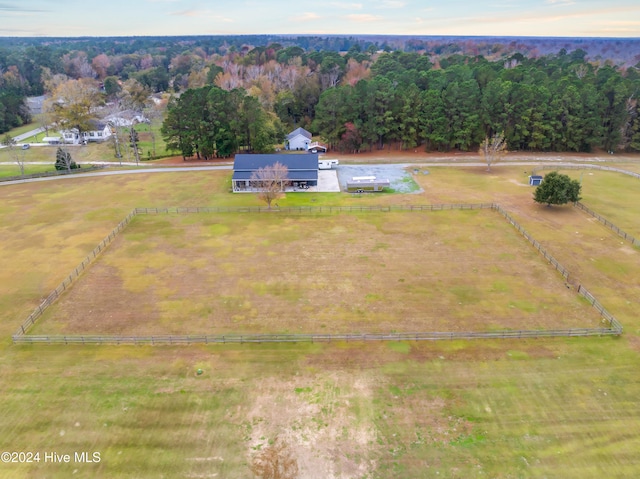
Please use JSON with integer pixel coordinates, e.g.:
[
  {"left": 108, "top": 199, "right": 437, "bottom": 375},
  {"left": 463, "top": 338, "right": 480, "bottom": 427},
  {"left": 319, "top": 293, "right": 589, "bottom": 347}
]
[{"left": 316, "top": 169, "right": 341, "bottom": 192}]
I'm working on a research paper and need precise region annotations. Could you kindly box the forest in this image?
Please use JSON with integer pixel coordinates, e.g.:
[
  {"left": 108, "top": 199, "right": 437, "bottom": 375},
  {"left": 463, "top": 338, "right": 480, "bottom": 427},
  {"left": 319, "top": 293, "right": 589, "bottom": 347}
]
[{"left": 1, "top": 35, "right": 640, "bottom": 154}]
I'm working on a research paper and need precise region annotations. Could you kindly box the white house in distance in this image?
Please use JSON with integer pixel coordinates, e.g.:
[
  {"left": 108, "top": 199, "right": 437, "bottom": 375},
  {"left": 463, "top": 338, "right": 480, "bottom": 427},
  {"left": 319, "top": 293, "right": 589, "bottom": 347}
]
[
  {"left": 61, "top": 120, "right": 113, "bottom": 144},
  {"left": 285, "top": 127, "right": 312, "bottom": 151},
  {"left": 58, "top": 111, "right": 148, "bottom": 145}
]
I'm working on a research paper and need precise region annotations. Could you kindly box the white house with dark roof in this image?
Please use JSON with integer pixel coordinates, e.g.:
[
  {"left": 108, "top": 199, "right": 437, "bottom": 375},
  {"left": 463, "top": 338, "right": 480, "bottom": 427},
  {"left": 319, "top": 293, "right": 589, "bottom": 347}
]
[
  {"left": 232, "top": 153, "right": 319, "bottom": 192},
  {"left": 61, "top": 120, "right": 113, "bottom": 144},
  {"left": 285, "top": 127, "right": 312, "bottom": 151}
]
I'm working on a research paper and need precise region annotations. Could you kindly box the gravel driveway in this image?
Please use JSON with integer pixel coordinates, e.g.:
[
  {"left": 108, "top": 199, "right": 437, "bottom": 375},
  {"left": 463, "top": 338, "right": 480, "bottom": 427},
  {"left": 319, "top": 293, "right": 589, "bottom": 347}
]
[{"left": 336, "top": 164, "right": 425, "bottom": 193}]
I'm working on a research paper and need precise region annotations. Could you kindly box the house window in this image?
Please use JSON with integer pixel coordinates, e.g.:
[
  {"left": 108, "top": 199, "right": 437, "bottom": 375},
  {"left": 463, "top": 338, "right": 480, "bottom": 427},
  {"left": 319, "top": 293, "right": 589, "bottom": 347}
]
[{"left": 97, "top": 132, "right": 102, "bottom": 137}]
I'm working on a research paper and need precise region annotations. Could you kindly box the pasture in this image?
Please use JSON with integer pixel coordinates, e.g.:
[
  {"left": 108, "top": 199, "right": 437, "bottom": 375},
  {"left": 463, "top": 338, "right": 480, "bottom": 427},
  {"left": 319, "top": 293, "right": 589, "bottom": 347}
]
[
  {"left": 32, "top": 209, "right": 602, "bottom": 337},
  {"left": 1, "top": 162, "right": 640, "bottom": 478}
]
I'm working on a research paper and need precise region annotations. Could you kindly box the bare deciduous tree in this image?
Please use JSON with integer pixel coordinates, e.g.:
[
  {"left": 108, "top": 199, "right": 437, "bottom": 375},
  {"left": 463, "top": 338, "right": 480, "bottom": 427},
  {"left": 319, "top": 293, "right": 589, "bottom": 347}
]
[
  {"left": 16, "top": 149, "right": 26, "bottom": 176},
  {"left": 479, "top": 132, "right": 508, "bottom": 172},
  {"left": 250, "top": 438, "right": 299, "bottom": 479},
  {"left": 1, "top": 133, "right": 25, "bottom": 176},
  {"left": 250, "top": 162, "right": 290, "bottom": 209}
]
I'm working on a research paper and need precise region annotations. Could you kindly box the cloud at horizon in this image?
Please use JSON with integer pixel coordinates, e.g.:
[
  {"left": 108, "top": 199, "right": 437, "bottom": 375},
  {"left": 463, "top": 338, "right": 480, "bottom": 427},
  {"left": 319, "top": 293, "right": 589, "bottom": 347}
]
[{"left": 0, "top": 0, "right": 638, "bottom": 37}]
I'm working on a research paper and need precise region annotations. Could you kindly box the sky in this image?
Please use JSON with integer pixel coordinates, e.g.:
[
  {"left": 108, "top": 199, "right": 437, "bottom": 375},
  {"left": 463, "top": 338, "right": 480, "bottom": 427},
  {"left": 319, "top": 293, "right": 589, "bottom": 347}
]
[{"left": 1, "top": 0, "right": 639, "bottom": 38}]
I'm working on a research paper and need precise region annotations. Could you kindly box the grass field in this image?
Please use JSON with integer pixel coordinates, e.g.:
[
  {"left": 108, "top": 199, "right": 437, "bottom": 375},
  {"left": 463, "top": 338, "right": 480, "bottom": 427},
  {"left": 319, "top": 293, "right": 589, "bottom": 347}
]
[
  {"left": 134, "top": 119, "right": 171, "bottom": 160},
  {"left": 0, "top": 141, "right": 121, "bottom": 165},
  {"left": 3, "top": 122, "right": 39, "bottom": 138},
  {"left": 0, "top": 164, "right": 54, "bottom": 178},
  {"left": 33, "top": 209, "right": 602, "bottom": 336},
  {"left": 1, "top": 162, "right": 640, "bottom": 478}
]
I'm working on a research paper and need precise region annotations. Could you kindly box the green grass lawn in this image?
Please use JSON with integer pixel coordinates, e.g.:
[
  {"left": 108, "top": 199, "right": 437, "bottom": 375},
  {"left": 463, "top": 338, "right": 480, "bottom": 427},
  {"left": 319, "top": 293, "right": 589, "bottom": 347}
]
[
  {"left": 1, "top": 164, "right": 640, "bottom": 478},
  {"left": 0, "top": 141, "right": 133, "bottom": 165},
  {"left": 134, "top": 118, "right": 171, "bottom": 160},
  {"left": 3, "top": 121, "right": 39, "bottom": 138},
  {"left": 0, "top": 164, "right": 54, "bottom": 178}
]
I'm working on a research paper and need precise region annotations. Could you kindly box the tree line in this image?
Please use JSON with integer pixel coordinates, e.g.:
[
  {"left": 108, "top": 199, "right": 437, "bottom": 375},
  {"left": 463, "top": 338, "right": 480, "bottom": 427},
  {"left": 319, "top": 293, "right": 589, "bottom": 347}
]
[
  {"left": 311, "top": 51, "right": 640, "bottom": 153},
  {"left": 2, "top": 35, "right": 640, "bottom": 153},
  {"left": 162, "top": 49, "right": 640, "bottom": 156},
  {"left": 0, "top": 67, "right": 32, "bottom": 133}
]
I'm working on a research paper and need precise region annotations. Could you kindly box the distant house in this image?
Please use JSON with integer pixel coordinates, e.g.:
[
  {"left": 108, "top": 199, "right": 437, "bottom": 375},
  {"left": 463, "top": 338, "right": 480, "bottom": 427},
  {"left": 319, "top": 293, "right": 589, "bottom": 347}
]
[
  {"left": 529, "top": 175, "right": 543, "bottom": 186},
  {"left": 232, "top": 153, "right": 319, "bottom": 192},
  {"left": 285, "top": 127, "right": 312, "bottom": 151},
  {"left": 61, "top": 120, "right": 112, "bottom": 144}
]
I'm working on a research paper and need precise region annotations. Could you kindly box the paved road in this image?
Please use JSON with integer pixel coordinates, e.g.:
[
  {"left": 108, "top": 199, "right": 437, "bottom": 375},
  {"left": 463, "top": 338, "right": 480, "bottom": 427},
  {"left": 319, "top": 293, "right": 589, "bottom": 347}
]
[
  {"left": 11, "top": 127, "right": 46, "bottom": 142},
  {"left": 0, "top": 127, "right": 46, "bottom": 149},
  {"left": 2, "top": 158, "right": 639, "bottom": 188}
]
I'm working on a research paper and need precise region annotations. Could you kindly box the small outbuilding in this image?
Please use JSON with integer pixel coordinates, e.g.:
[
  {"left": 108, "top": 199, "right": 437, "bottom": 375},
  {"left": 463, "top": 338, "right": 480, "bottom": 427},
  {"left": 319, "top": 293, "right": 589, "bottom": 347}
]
[
  {"left": 232, "top": 153, "right": 319, "bottom": 192},
  {"left": 529, "top": 175, "right": 543, "bottom": 186},
  {"left": 307, "top": 141, "right": 327, "bottom": 153}
]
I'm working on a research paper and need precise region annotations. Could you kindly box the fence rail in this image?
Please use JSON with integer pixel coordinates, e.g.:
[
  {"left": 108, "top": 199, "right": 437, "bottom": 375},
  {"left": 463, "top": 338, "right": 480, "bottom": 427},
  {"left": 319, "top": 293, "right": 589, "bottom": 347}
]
[
  {"left": 491, "top": 204, "right": 570, "bottom": 279},
  {"left": 11, "top": 327, "right": 621, "bottom": 345},
  {"left": 134, "top": 203, "right": 497, "bottom": 215},
  {"left": 577, "top": 285, "right": 624, "bottom": 332},
  {"left": 575, "top": 202, "right": 640, "bottom": 247},
  {"left": 12, "top": 209, "right": 137, "bottom": 337},
  {"left": 12, "top": 202, "right": 623, "bottom": 343}
]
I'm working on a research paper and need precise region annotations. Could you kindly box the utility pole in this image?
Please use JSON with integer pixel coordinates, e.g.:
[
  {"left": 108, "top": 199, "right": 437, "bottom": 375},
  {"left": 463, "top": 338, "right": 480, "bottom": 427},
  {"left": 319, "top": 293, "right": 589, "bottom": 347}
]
[{"left": 130, "top": 126, "right": 140, "bottom": 165}]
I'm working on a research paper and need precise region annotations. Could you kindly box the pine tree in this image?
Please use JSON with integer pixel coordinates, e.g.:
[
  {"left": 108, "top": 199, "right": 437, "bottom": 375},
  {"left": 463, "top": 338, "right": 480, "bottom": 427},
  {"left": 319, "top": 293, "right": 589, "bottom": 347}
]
[{"left": 55, "top": 147, "right": 79, "bottom": 171}]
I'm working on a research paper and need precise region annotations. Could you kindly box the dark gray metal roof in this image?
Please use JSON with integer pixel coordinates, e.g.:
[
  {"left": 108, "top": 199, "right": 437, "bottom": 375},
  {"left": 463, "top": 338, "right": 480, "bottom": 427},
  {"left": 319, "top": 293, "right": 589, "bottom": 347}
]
[
  {"left": 233, "top": 154, "right": 318, "bottom": 171},
  {"left": 233, "top": 170, "right": 318, "bottom": 181}
]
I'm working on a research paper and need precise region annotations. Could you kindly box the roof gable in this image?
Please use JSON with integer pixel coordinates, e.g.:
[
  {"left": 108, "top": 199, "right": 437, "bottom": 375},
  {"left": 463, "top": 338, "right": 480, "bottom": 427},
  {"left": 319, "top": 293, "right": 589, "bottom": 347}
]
[{"left": 286, "top": 127, "right": 312, "bottom": 140}]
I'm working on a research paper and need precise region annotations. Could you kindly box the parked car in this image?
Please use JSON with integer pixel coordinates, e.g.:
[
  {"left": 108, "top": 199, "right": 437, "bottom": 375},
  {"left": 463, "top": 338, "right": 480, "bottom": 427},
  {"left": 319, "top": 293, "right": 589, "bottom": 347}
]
[{"left": 21, "top": 144, "right": 30, "bottom": 150}]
